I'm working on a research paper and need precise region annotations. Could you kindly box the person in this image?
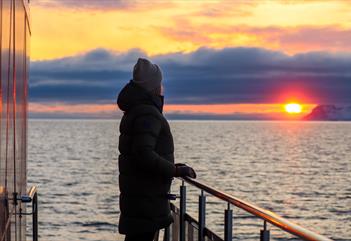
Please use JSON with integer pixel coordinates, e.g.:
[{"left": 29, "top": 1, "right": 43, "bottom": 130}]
[{"left": 117, "top": 58, "right": 196, "bottom": 241}]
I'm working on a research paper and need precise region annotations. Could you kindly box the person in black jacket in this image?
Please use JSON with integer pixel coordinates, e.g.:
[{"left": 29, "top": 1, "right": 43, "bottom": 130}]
[{"left": 117, "top": 58, "right": 196, "bottom": 241}]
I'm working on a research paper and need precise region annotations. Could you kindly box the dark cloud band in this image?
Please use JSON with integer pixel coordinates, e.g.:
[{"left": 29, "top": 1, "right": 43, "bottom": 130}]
[{"left": 30, "top": 47, "right": 351, "bottom": 105}]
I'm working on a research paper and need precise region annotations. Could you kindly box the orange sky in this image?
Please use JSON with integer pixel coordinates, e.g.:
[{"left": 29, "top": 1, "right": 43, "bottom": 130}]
[
  {"left": 31, "top": 0, "right": 351, "bottom": 60},
  {"left": 29, "top": 0, "right": 351, "bottom": 118},
  {"left": 29, "top": 102, "right": 316, "bottom": 119}
]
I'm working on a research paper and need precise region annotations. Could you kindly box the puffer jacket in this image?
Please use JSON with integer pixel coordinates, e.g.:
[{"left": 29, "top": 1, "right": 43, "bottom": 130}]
[{"left": 117, "top": 81, "right": 175, "bottom": 234}]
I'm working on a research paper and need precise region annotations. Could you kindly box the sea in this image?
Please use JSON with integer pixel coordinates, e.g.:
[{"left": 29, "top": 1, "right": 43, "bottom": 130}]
[{"left": 27, "top": 120, "right": 351, "bottom": 241}]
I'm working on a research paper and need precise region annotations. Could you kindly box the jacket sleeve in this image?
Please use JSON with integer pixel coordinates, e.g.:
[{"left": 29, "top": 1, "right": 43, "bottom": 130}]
[{"left": 131, "top": 114, "right": 175, "bottom": 178}]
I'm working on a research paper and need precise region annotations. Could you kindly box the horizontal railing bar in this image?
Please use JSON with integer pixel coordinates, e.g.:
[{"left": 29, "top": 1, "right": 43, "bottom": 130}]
[
  {"left": 185, "top": 213, "right": 197, "bottom": 224},
  {"left": 203, "top": 227, "right": 223, "bottom": 241},
  {"left": 170, "top": 203, "right": 224, "bottom": 241},
  {"left": 179, "top": 177, "right": 333, "bottom": 241}
]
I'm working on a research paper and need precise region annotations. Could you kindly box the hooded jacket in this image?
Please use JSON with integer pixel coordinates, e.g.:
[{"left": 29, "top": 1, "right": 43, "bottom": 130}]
[{"left": 117, "top": 81, "right": 175, "bottom": 234}]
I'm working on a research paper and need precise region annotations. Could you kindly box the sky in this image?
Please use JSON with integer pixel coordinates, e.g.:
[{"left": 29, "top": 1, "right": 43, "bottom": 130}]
[{"left": 29, "top": 0, "right": 351, "bottom": 119}]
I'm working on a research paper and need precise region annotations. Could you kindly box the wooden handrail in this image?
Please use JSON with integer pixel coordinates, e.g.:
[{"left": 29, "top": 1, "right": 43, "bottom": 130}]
[{"left": 180, "top": 177, "right": 333, "bottom": 241}]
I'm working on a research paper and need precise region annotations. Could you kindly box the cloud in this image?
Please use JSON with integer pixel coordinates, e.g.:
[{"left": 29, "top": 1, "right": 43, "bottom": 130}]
[
  {"left": 31, "top": 0, "right": 133, "bottom": 10},
  {"left": 277, "top": 26, "right": 351, "bottom": 52},
  {"left": 191, "top": 1, "right": 256, "bottom": 18},
  {"left": 30, "top": 47, "right": 351, "bottom": 106},
  {"left": 30, "top": 48, "right": 147, "bottom": 103},
  {"left": 159, "top": 23, "right": 351, "bottom": 54},
  {"left": 31, "top": 0, "right": 174, "bottom": 11}
]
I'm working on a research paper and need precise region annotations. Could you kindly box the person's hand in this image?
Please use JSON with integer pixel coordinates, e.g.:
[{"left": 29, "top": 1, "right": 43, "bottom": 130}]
[{"left": 174, "top": 163, "right": 196, "bottom": 178}]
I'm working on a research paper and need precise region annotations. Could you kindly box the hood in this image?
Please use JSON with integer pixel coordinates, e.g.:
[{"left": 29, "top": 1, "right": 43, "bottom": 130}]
[{"left": 117, "top": 81, "right": 164, "bottom": 113}]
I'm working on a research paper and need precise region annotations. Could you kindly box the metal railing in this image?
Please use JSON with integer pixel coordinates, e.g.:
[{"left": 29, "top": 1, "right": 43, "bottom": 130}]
[
  {"left": 161, "top": 177, "right": 333, "bottom": 241},
  {"left": 17, "top": 186, "right": 38, "bottom": 241},
  {"left": 27, "top": 186, "right": 38, "bottom": 241},
  {"left": 0, "top": 186, "right": 38, "bottom": 241}
]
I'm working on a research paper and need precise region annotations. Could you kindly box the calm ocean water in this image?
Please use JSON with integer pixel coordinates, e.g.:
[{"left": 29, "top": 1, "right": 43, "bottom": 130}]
[{"left": 28, "top": 120, "right": 351, "bottom": 241}]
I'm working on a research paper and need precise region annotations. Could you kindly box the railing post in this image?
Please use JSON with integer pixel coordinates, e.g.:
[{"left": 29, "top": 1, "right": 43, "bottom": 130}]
[
  {"left": 163, "top": 226, "right": 170, "bottom": 241},
  {"left": 179, "top": 181, "right": 186, "bottom": 241},
  {"left": 224, "top": 202, "right": 233, "bottom": 241},
  {"left": 260, "top": 221, "right": 270, "bottom": 241},
  {"left": 32, "top": 192, "right": 38, "bottom": 241},
  {"left": 198, "top": 190, "right": 206, "bottom": 241}
]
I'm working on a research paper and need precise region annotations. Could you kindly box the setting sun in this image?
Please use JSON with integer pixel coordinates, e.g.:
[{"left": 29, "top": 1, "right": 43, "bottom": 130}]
[{"left": 285, "top": 103, "right": 302, "bottom": 114}]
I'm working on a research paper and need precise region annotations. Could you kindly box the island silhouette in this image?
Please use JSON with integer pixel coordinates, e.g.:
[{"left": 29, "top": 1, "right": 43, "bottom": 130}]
[{"left": 304, "top": 105, "right": 351, "bottom": 121}]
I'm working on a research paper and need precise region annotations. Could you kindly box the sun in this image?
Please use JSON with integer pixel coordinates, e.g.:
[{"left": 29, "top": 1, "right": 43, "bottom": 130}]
[{"left": 284, "top": 103, "right": 302, "bottom": 114}]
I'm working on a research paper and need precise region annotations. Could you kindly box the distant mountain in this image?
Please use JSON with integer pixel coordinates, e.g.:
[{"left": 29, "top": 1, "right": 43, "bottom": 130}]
[{"left": 303, "top": 105, "right": 351, "bottom": 121}]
